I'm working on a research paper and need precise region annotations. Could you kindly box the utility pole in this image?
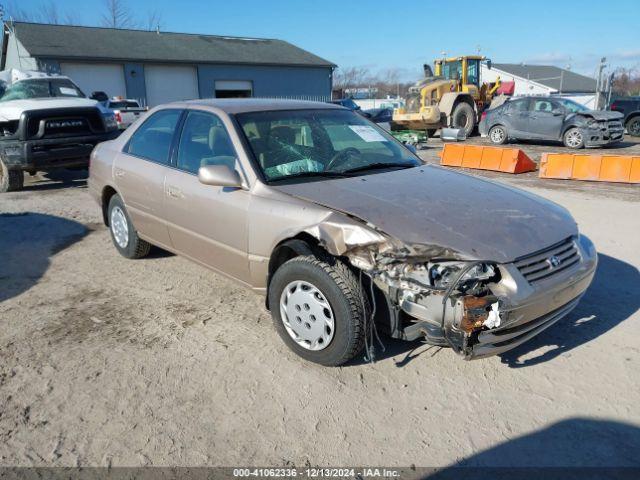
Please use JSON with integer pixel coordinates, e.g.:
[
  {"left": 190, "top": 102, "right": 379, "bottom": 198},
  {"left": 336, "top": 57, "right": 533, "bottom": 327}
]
[{"left": 595, "top": 57, "right": 607, "bottom": 109}]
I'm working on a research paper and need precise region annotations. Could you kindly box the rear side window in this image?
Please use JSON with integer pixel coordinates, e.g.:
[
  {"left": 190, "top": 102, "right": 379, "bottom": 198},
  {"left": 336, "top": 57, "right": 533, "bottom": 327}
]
[
  {"left": 507, "top": 99, "right": 530, "bottom": 112},
  {"left": 126, "top": 109, "right": 182, "bottom": 164}
]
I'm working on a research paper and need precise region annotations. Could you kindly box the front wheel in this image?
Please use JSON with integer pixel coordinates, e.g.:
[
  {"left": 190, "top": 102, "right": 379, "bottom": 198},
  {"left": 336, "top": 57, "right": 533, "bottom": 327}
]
[
  {"left": 563, "top": 127, "right": 585, "bottom": 149},
  {"left": 451, "top": 102, "right": 475, "bottom": 137},
  {"left": 488, "top": 125, "right": 508, "bottom": 145},
  {"left": 107, "top": 194, "right": 151, "bottom": 259},
  {"left": 268, "top": 255, "right": 368, "bottom": 366},
  {"left": 0, "top": 157, "right": 24, "bottom": 193}
]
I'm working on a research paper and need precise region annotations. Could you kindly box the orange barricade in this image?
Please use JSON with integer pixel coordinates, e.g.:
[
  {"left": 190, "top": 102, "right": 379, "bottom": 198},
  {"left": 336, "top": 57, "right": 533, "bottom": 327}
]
[
  {"left": 539, "top": 153, "right": 640, "bottom": 184},
  {"left": 440, "top": 144, "right": 537, "bottom": 174}
]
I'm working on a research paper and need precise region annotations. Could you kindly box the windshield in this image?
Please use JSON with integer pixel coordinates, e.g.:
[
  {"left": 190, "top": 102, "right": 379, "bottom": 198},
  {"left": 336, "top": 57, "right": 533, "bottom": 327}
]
[
  {"left": 442, "top": 61, "right": 463, "bottom": 81},
  {"left": 236, "top": 109, "right": 420, "bottom": 182},
  {"left": 556, "top": 98, "right": 589, "bottom": 112},
  {"left": 0, "top": 79, "right": 85, "bottom": 102}
]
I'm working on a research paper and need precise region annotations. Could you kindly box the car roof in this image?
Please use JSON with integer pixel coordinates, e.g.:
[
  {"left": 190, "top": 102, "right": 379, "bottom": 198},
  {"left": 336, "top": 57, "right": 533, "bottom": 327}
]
[{"left": 178, "top": 98, "right": 344, "bottom": 114}]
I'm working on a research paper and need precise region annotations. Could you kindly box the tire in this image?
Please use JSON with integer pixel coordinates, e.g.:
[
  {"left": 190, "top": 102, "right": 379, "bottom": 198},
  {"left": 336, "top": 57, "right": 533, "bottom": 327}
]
[
  {"left": 563, "top": 127, "right": 585, "bottom": 149},
  {"left": 488, "top": 125, "right": 508, "bottom": 145},
  {"left": 0, "top": 157, "right": 24, "bottom": 193},
  {"left": 268, "top": 255, "right": 368, "bottom": 366},
  {"left": 451, "top": 102, "right": 475, "bottom": 137},
  {"left": 426, "top": 129, "right": 438, "bottom": 138},
  {"left": 626, "top": 117, "right": 640, "bottom": 137},
  {"left": 107, "top": 194, "right": 151, "bottom": 259}
]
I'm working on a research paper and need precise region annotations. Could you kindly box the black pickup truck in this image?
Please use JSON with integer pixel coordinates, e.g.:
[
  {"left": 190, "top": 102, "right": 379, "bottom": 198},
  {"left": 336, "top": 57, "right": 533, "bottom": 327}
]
[
  {"left": 0, "top": 71, "right": 120, "bottom": 192},
  {"left": 609, "top": 97, "right": 640, "bottom": 136}
]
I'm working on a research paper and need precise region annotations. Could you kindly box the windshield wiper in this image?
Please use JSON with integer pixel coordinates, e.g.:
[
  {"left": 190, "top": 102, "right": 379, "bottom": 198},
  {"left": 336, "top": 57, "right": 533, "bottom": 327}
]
[
  {"left": 340, "top": 162, "right": 417, "bottom": 175},
  {"left": 269, "top": 171, "right": 349, "bottom": 182}
]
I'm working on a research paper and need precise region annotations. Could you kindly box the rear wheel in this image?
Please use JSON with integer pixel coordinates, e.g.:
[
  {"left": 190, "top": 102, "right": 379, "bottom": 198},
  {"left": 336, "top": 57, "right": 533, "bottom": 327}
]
[
  {"left": 488, "top": 125, "right": 508, "bottom": 145},
  {"left": 0, "top": 157, "right": 24, "bottom": 193},
  {"left": 268, "top": 255, "right": 368, "bottom": 366},
  {"left": 451, "top": 102, "right": 475, "bottom": 137},
  {"left": 107, "top": 194, "right": 151, "bottom": 259},
  {"left": 626, "top": 117, "right": 640, "bottom": 137},
  {"left": 563, "top": 127, "right": 585, "bottom": 149}
]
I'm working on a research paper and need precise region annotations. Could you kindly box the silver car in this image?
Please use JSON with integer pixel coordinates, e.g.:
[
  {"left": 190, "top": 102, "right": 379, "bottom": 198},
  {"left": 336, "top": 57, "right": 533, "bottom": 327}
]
[{"left": 88, "top": 99, "right": 597, "bottom": 366}]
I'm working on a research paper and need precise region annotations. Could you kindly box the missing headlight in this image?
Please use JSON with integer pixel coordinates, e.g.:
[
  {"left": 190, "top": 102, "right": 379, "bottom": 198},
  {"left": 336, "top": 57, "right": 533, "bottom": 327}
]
[{"left": 428, "top": 262, "right": 498, "bottom": 292}]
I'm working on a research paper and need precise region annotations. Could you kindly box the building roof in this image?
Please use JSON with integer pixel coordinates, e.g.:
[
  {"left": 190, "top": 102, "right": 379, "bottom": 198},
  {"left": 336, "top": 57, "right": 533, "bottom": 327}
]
[
  {"left": 9, "top": 22, "right": 335, "bottom": 68},
  {"left": 490, "top": 63, "right": 597, "bottom": 93}
]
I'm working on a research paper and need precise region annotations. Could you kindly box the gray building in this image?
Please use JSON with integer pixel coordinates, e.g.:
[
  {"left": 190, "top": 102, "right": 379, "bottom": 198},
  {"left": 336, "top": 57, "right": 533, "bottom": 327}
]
[{"left": 1, "top": 21, "right": 335, "bottom": 106}]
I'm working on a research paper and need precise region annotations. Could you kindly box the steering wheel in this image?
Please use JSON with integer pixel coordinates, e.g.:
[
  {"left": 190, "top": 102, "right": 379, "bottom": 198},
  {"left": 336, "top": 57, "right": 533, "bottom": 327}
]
[{"left": 325, "top": 147, "right": 361, "bottom": 171}]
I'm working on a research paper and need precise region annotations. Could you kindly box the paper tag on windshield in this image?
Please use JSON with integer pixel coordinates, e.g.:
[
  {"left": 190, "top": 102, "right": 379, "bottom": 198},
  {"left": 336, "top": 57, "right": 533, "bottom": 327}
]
[
  {"left": 59, "top": 87, "right": 79, "bottom": 96},
  {"left": 349, "top": 125, "right": 387, "bottom": 142}
]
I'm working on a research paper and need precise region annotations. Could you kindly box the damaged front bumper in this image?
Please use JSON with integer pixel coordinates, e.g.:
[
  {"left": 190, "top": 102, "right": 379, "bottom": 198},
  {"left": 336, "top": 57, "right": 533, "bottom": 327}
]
[
  {"left": 362, "top": 234, "right": 597, "bottom": 360},
  {"left": 582, "top": 120, "right": 625, "bottom": 147}
]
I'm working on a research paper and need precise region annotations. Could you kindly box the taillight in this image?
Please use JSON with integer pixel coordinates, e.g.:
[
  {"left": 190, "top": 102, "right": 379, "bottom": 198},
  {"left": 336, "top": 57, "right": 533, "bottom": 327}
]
[
  {"left": 610, "top": 103, "right": 620, "bottom": 111},
  {"left": 114, "top": 112, "right": 122, "bottom": 123},
  {"left": 481, "top": 111, "right": 488, "bottom": 121}
]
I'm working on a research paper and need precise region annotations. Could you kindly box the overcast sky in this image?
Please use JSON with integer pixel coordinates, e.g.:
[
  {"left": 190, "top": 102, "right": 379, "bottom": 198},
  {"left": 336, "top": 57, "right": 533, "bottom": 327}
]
[{"left": 10, "top": 0, "right": 640, "bottom": 81}]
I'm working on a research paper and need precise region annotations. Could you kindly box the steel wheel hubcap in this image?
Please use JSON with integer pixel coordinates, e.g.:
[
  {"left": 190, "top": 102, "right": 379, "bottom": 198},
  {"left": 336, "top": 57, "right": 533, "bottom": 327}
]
[
  {"left": 280, "top": 280, "right": 335, "bottom": 351},
  {"left": 630, "top": 120, "right": 640, "bottom": 135},
  {"left": 491, "top": 128, "right": 505, "bottom": 143},
  {"left": 567, "top": 130, "right": 583, "bottom": 147},
  {"left": 110, "top": 206, "right": 129, "bottom": 248}
]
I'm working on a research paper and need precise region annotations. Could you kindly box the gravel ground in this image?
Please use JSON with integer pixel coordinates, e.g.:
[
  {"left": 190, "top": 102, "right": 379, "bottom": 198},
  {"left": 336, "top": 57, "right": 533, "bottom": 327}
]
[{"left": 1, "top": 137, "right": 639, "bottom": 470}]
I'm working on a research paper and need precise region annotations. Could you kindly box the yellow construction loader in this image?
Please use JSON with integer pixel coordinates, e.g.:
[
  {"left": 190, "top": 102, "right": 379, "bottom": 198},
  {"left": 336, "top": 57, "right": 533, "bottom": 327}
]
[{"left": 392, "top": 55, "right": 501, "bottom": 138}]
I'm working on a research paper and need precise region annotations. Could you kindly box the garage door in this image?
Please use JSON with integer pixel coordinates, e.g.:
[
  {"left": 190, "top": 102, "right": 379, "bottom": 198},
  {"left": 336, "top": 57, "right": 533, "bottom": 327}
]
[
  {"left": 144, "top": 65, "right": 199, "bottom": 107},
  {"left": 60, "top": 63, "right": 126, "bottom": 99}
]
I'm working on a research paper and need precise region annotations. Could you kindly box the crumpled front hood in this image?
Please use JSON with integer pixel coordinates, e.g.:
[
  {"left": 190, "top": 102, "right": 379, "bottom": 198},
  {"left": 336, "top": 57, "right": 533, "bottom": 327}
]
[
  {"left": 576, "top": 110, "right": 624, "bottom": 121},
  {"left": 0, "top": 97, "right": 102, "bottom": 121},
  {"left": 272, "top": 165, "right": 578, "bottom": 263}
]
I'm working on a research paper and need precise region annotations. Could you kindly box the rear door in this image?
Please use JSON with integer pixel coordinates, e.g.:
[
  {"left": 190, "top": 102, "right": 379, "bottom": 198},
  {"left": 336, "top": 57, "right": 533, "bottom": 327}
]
[
  {"left": 114, "top": 109, "right": 183, "bottom": 248},
  {"left": 163, "top": 109, "right": 251, "bottom": 283},
  {"left": 501, "top": 98, "right": 531, "bottom": 137},
  {"left": 527, "top": 98, "right": 565, "bottom": 139}
]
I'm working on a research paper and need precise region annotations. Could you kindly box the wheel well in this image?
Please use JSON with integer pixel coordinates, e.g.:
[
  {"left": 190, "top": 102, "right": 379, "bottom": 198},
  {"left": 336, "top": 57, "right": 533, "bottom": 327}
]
[
  {"left": 101, "top": 186, "right": 118, "bottom": 226},
  {"left": 266, "top": 234, "right": 320, "bottom": 309},
  {"left": 626, "top": 112, "right": 640, "bottom": 125}
]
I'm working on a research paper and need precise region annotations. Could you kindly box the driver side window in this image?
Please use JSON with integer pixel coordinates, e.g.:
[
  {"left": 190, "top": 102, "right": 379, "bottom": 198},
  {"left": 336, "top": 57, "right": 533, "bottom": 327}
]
[{"left": 176, "top": 111, "right": 237, "bottom": 175}]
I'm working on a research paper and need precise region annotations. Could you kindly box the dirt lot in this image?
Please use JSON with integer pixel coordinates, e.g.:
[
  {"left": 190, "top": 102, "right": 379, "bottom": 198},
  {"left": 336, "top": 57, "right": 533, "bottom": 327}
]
[{"left": 1, "top": 137, "right": 639, "bottom": 470}]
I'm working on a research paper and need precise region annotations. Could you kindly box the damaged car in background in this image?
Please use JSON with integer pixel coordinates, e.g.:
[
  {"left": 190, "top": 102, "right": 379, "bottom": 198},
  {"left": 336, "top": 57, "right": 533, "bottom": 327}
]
[
  {"left": 479, "top": 96, "right": 624, "bottom": 149},
  {"left": 89, "top": 99, "right": 597, "bottom": 366}
]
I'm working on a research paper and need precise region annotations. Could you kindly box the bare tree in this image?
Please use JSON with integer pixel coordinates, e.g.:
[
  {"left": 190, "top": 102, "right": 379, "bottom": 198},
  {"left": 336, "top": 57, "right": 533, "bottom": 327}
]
[
  {"left": 100, "top": 0, "right": 137, "bottom": 29},
  {"left": 612, "top": 67, "right": 640, "bottom": 97},
  {"left": 145, "top": 8, "right": 163, "bottom": 31},
  {"left": 333, "top": 66, "right": 372, "bottom": 92}
]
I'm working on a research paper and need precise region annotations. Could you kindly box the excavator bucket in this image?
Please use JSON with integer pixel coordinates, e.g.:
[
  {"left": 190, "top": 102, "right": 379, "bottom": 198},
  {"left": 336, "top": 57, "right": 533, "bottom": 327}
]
[
  {"left": 539, "top": 153, "right": 640, "bottom": 184},
  {"left": 440, "top": 144, "right": 537, "bottom": 174}
]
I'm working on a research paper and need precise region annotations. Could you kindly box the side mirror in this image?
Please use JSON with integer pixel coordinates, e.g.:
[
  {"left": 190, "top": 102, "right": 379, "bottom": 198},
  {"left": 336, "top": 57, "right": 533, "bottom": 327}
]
[
  {"left": 551, "top": 108, "right": 564, "bottom": 116},
  {"left": 198, "top": 164, "right": 243, "bottom": 188}
]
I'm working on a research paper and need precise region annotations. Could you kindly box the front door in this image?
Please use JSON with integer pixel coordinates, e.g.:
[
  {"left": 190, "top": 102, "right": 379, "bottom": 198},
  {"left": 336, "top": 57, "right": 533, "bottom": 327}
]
[
  {"left": 163, "top": 110, "right": 251, "bottom": 284},
  {"left": 527, "top": 98, "right": 566, "bottom": 140},
  {"left": 113, "top": 108, "right": 183, "bottom": 248}
]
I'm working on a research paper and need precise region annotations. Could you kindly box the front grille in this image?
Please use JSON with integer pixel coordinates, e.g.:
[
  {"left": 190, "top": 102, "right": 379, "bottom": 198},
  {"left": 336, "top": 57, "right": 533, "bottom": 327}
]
[
  {"left": 607, "top": 120, "right": 624, "bottom": 134},
  {"left": 514, "top": 236, "right": 580, "bottom": 283},
  {"left": 23, "top": 107, "right": 105, "bottom": 140}
]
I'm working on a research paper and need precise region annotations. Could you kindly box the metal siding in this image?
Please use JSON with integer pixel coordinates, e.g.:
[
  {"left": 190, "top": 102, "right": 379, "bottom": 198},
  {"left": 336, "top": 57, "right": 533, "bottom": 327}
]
[{"left": 197, "top": 64, "right": 332, "bottom": 101}]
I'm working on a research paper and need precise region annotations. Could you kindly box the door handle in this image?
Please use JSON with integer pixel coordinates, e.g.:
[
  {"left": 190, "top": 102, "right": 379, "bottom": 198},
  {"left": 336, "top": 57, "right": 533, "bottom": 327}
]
[{"left": 166, "top": 186, "right": 184, "bottom": 199}]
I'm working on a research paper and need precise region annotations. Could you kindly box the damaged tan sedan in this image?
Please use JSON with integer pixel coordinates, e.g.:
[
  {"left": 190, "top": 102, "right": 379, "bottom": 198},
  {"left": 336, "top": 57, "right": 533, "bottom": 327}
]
[{"left": 88, "top": 99, "right": 597, "bottom": 366}]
